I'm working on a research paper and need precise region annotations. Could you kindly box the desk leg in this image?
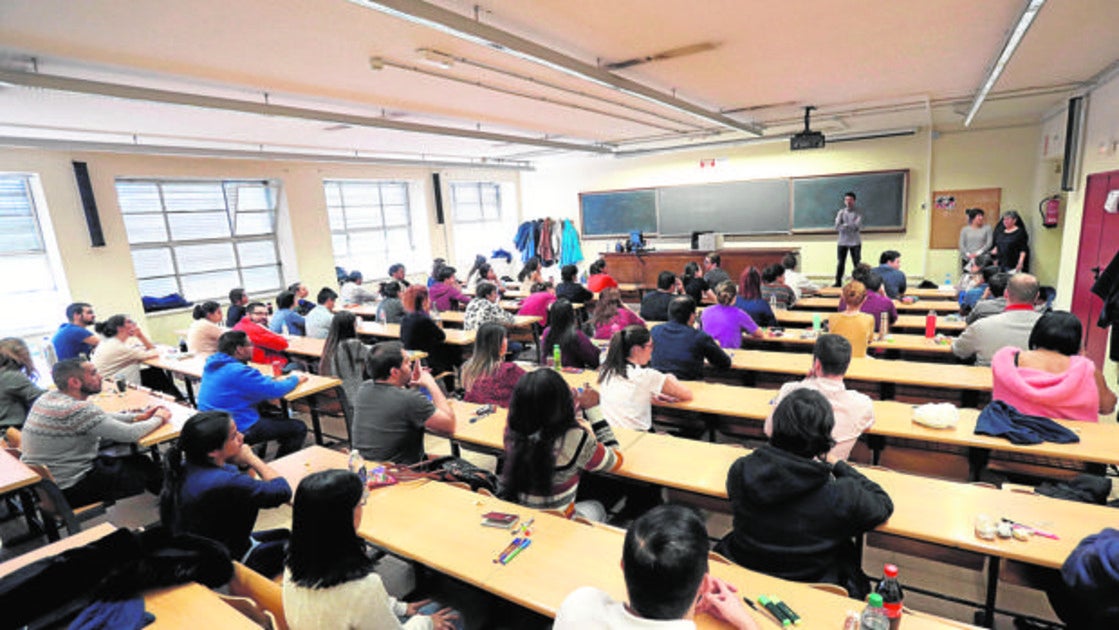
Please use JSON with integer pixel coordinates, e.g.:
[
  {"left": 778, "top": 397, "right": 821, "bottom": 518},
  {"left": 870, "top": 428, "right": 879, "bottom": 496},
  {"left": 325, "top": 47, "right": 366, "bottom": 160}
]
[
  {"left": 967, "top": 448, "right": 991, "bottom": 482},
  {"left": 308, "top": 394, "right": 324, "bottom": 446},
  {"left": 962, "top": 389, "right": 979, "bottom": 408},
  {"left": 977, "top": 556, "right": 1000, "bottom": 627},
  {"left": 184, "top": 378, "right": 196, "bottom": 407},
  {"left": 866, "top": 434, "right": 886, "bottom": 465},
  {"left": 450, "top": 440, "right": 461, "bottom": 458},
  {"left": 879, "top": 381, "right": 896, "bottom": 401},
  {"left": 739, "top": 371, "right": 756, "bottom": 388}
]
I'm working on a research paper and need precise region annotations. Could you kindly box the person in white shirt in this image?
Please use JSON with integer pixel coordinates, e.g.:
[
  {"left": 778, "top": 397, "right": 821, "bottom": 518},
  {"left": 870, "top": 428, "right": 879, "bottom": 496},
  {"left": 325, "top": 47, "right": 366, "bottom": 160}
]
[
  {"left": 597, "top": 325, "right": 692, "bottom": 431},
  {"left": 304, "top": 288, "right": 337, "bottom": 339},
  {"left": 764, "top": 334, "right": 874, "bottom": 461},
  {"left": 339, "top": 271, "right": 378, "bottom": 305},
  {"left": 780, "top": 252, "right": 819, "bottom": 300},
  {"left": 554, "top": 504, "right": 759, "bottom": 630},
  {"left": 186, "top": 301, "right": 224, "bottom": 354}
]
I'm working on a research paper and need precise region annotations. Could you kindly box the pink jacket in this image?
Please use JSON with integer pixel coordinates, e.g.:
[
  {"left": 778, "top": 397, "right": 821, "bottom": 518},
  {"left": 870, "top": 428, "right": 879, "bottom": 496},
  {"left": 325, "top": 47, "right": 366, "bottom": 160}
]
[{"left": 991, "top": 346, "right": 1100, "bottom": 422}]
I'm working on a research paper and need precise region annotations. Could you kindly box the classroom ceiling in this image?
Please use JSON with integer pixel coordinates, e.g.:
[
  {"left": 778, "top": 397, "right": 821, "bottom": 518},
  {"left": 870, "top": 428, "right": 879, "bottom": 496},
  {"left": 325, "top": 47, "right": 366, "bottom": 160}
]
[{"left": 0, "top": 0, "right": 1115, "bottom": 165}]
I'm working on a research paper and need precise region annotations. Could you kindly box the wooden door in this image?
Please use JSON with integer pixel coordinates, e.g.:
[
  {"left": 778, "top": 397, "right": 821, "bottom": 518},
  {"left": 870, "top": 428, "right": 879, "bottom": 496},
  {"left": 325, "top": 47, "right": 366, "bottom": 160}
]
[{"left": 1070, "top": 170, "right": 1119, "bottom": 365}]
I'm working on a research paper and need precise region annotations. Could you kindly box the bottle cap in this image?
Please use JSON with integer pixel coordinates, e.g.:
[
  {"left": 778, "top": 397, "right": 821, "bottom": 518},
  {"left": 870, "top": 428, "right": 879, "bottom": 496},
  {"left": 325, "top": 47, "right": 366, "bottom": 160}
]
[
  {"left": 883, "top": 563, "right": 899, "bottom": 578},
  {"left": 867, "top": 593, "right": 884, "bottom": 607}
]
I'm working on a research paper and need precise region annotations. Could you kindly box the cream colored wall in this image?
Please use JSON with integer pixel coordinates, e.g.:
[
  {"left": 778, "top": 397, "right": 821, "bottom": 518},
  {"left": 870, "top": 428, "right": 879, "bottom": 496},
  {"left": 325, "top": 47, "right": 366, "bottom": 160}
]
[
  {"left": 0, "top": 147, "right": 520, "bottom": 344},
  {"left": 522, "top": 124, "right": 1042, "bottom": 286}
]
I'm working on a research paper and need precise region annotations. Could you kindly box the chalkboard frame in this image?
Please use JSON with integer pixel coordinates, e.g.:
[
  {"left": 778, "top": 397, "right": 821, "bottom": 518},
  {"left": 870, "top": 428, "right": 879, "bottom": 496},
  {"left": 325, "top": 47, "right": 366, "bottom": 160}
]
[
  {"left": 578, "top": 187, "right": 659, "bottom": 238},
  {"left": 789, "top": 169, "right": 909, "bottom": 234}
]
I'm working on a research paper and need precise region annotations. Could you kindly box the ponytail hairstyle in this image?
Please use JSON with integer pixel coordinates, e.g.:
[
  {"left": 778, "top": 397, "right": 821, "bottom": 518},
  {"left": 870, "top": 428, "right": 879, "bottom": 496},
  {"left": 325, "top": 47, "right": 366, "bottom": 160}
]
[
  {"left": 841, "top": 280, "right": 868, "bottom": 309},
  {"left": 591, "top": 286, "right": 623, "bottom": 328},
  {"left": 378, "top": 280, "right": 401, "bottom": 299},
  {"left": 93, "top": 314, "right": 128, "bottom": 338},
  {"left": 160, "top": 411, "right": 233, "bottom": 531},
  {"left": 739, "top": 266, "right": 763, "bottom": 300},
  {"left": 598, "top": 324, "right": 650, "bottom": 384},
  {"left": 319, "top": 310, "right": 359, "bottom": 376},
  {"left": 683, "top": 261, "right": 701, "bottom": 281},
  {"left": 192, "top": 301, "right": 221, "bottom": 320},
  {"left": 715, "top": 280, "right": 737, "bottom": 306},
  {"left": 286, "top": 469, "right": 372, "bottom": 588},
  {"left": 465, "top": 254, "right": 487, "bottom": 284},
  {"left": 518, "top": 256, "right": 541, "bottom": 283},
  {"left": 501, "top": 369, "right": 578, "bottom": 499}
]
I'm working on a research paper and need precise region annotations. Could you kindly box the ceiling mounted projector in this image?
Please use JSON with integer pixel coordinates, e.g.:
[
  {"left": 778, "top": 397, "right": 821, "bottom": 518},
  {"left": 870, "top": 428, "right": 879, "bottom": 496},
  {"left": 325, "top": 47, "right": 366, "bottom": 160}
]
[{"left": 791, "top": 105, "right": 825, "bottom": 151}]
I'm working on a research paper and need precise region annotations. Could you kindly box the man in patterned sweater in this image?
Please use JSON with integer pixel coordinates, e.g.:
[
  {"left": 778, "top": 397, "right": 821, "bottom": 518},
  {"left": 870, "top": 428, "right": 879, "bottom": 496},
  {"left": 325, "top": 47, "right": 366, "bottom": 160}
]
[{"left": 21, "top": 358, "right": 168, "bottom": 507}]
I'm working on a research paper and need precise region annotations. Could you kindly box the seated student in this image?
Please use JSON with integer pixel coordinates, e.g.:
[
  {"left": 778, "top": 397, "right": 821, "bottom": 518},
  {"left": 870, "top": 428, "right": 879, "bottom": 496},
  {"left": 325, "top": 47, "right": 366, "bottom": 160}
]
[
  {"left": 716, "top": 389, "right": 893, "bottom": 600},
  {"left": 501, "top": 370, "right": 621, "bottom": 520},
  {"left": 764, "top": 335, "right": 874, "bottom": 461},
  {"left": 351, "top": 341, "right": 455, "bottom": 464},
  {"left": 651, "top": 296, "right": 731, "bottom": 380},
  {"left": 591, "top": 286, "right": 645, "bottom": 340},
  {"left": 52, "top": 302, "right": 100, "bottom": 360},
  {"left": 91, "top": 314, "right": 184, "bottom": 399},
  {"left": 187, "top": 301, "right": 224, "bottom": 354},
  {"left": 427, "top": 258, "right": 447, "bottom": 288},
  {"left": 226, "top": 288, "right": 250, "bottom": 328},
  {"left": 598, "top": 325, "right": 691, "bottom": 431},
  {"left": 318, "top": 311, "right": 372, "bottom": 418},
  {"left": 781, "top": 252, "right": 819, "bottom": 299},
  {"left": 1044, "top": 527, "right": 1119, "bottom": 629},
  {"left": 375, "top": 280, "right": 405, "bottom": 324},
  {"left": 0, "top": 338, "right": 45, "bottom": 429},
  {"left": 340, "top": 271, "right": 378, "bottom": 305},
  {"left": 304, "top": 287, "right": 338, "bottom": 339},
  {"left": 760, "top": 263, "right": 796, "bottom": 310},
  {"left": 462, "top": 323, "right": 526, "bottom": 408},
  {"left": 269, "top": 290, "right": 307, "bottom": 336},
  {"left": 953, "top": 273, "right": 1041, "bottom": 366},
  {"left": 22, "top": 358, "right": 167, "bottom": 507},
  {"left": 838, "top": 267, "right": 897, "bottom": 333},
  {"left": 197, "top": 331, "right": 308, "bottom": 458},
  {"left": 284, "top": 469, "right": 462, "bottom": 630},
  {"left": 736, "top": 267, "right": 777, "bottom": 327},
  {"left": 555, "top": 504, "right": 759, "bottom": 630},
  {"left": 555, "top": 263, "right": 593, "bottom": 304},
  {"left": 702, "top": 253, "right": 732, "bottom": 289},
  {"left": 463, "top": 281, "right": 515, "bottom": 331},
  {"left": 682, "top": 261, "right": 714, "bottom": 306},
  {"left": 516, "top": 281, "right": 557, "bottom": 325},
  {"left": 958, "top": 259, "right": 996, "bottom": 312},
  {"left": 991, "top": 311, "right": 1117, "bottom": 422},
  {"left": 518, "top": 255, "right": 545, "bottom": 286},
  {"left": 827, "top": 281, "right": 875, "bottom": 358},
  {"left": 640, "top": 271, "right": 679, "bottom": 321},
  {"left": 287, "top": 282, "right": 315, "bottom": 315},
  {"left": 399, "top": 285, "right": 455, "bottom": 380},
  {"left": 542, "top": 298, "right": 600, "bottom": 369},
  {"left": 234, "top": 301, "right": 291, "bottom": 366},
  {"left": 430, "top": 265, "right": 471, "bottom": 312},
  {"left": 701, "top": 281, "right": 761, "bottom": 349},
  {"left": 874, "top": 250, "right": 907, "bottom": 299},
  {"left": 965, "top": 269, "right": 1009, "bottom": 324},
  {"left": 472, "top": 261, "right": 506, "bottom": 295},
  {"left": 388, "top": 262, "right": 411, "bottom": 288},
  {"left": 586, "top": 258, "right": 618, "bottom": 294},
  {"left": 161, "top": 411, "right": 292, "bottom": 577}
]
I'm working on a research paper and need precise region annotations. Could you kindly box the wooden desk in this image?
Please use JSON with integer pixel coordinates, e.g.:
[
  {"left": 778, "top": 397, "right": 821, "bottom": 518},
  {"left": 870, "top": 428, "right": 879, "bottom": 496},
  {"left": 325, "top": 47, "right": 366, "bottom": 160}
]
[
  {"left": 797, "top": 296, "right": 961, "bottom": 314},
  {"left": 820, "top": 286, "right": 958, "bottom": 300},
  {"left": 464, "top": 287, "right": 529, "bottom": 299},
  {"left": 446, "top": 400, "right": 648, "bottom": 456},
  {"left": 603, "top": 249, "right": 790, "bottom": 289},
  {"left": 437, "top": 311, "right": 542, "bottom": 329},
  {"left": 0, "top": 522, "right": 117, "bottom": 576},
  {"left": 776, "top": 310, "right": 967, "bottom": 333},
  {"left": 0, "top": 448, "right": 40, "bottom": 495},
  {"left": 743, "top": 329, "right": 955, "bottom": 357},
  {"left": 355, "top": 321, "right": 477, "bottom": 346},
  {"left": 90, "top": 388, "right": 197, "bottom": 448}
]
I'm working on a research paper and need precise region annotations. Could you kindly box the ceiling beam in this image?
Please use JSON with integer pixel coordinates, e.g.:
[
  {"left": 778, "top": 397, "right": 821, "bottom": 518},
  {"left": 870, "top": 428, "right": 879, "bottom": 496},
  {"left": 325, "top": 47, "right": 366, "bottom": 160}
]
[
  {"left": 350, "top": 0, "right": 763, "bottom": 136},
  {"left": 0, "top": 68, "right": 612, "bottom": 154}
]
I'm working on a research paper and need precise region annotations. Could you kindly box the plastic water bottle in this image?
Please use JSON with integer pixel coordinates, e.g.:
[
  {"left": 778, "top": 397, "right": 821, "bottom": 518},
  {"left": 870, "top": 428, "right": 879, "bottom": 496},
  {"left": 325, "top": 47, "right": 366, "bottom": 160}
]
[
  {"left": 553, "top": 344, "right": 562, "bottom": 370},
  {"left": 348, "top": 450, "right": 365, "bottom": 474},
  {"left": 879, "top": 311, "right": 889, "bottom": 341},
  {"left": 811, "top": 312, "right": 821, "bottom": 333},
  {"left": 178, "top": 336, "right": 188, "bottom": 353},
  {"left": 860, "top": 593, "right": 890, "bottom": 630},
  {"left": 944, "top": 272, "right": 953, "bottom": 287},
  {"left": 875, "top": 563, "right": 904, "bottom": 630}
]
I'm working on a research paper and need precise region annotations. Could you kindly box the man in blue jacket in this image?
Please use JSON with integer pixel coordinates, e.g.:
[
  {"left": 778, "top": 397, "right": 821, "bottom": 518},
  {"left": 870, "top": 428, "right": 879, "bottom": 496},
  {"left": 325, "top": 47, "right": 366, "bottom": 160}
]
[
  {"left": 650, "top": 296, "right": 731, "bottom": 381},
  {"left": 197, "top": 330, "right": 307, "bottom": 457}
]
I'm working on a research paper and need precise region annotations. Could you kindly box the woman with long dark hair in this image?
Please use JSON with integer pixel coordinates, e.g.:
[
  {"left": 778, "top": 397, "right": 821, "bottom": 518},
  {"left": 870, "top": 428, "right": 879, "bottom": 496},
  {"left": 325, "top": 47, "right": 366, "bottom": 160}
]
[
  {"left": 461, "top": 322, "right": 525, "bottom": 407},
  {"left": 186, "top": 301, "right": 224, "bottom": 354},
  {"left": 597, "top": 325, "right": 691, "bottom": 431},
  {"left": 283, "top": 469, "right": 461, "bottom": 629},
  {"left": 590, "top": 287, "right": 644, "bottom": 340},
  {"left": 400, "top": 285, "right": 454, "bottom": 384},
  {"left": 541, "top": 298, "right": 599, "bottom": 369},
  {"left": 161, "top": 411, "right": 292, "bottom": 577},
  {"left": 736, "top": 266, "right": 777, "bottom": 327},
  {"left": 682, "top": 261, "right": 715, "bottom": 305},
  {"left": 0, "top": 337, "right": 44, "bottom": 429},
  {"left": 319, "top": 310, "right": 372, "bottom": 416},
  {"left": 501, "top": 369, "right": 620, "bottom": 520}
]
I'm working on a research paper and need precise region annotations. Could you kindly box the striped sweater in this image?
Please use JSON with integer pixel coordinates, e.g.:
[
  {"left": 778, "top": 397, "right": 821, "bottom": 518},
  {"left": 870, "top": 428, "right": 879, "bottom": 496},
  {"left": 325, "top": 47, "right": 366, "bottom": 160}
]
[{"left": 21, "top": 390, "right": 161, "bottom": 489}]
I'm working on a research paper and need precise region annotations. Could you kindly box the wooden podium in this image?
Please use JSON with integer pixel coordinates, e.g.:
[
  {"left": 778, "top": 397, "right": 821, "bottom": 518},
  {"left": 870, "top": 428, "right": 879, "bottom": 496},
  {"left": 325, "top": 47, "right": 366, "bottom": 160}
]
[{"left": 602, "top": 248, "right": 793, "bottom": 288}]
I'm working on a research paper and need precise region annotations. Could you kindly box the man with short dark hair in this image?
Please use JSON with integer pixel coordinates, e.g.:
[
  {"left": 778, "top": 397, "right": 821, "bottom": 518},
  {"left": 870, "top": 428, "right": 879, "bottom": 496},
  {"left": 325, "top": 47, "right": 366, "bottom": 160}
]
[
  {"left": 555, "top": 264, "right": 593, "bottom": 304},
  {"left": 555, "top": 504, "right": 758, "bottom": 629},
  {"left": 226, "top": 288, "right": 249, "bottom": 328},
  {"left": 834, "top": 191, "right": 862, "bottom": 287},
  {"left": 764, "top": 334, "right": 874, "bottom": 461},
  {"left": 52, "top": 302, "right": 99, "bottom": 360},
  {"left": 640, "top": 271, "right": 679, "bottom": 321},
  {"left": 269, "top": 291, "right": 306, "bottom": 336},
  {"left": 953, "top": 273, "right": 1042, "bottom": 366},
  {"left": 197, "top": 330, "right": 308, "bottom": 457},
  {"left": 429, "top": 266, "right": 472, "bottom": 312},
  {"left": 305, "top": 287, "right": 338, "bottom": 339},
  {"left": 874, "top": 250, "right": 907, "bottom": 299},
  {"left": 22, "top": 358, "right": 168, "bottom": 506},
  {"left": 966, "top": 270, "right": 1010, "bottom": 324},
  {"left": 780, "top": 252, "right": 819, "bottom": 299},
  {"left": 650, "top": 297, "right": 730, "bottom": 380},
  {"left": 351, "top": 342, "right": 455, "bottom": 464},
  {"left": 760, "top": 264, "right": 796, "bottom": 309},
  {"left": 233, "top": 302, "right": 290, "bottom": 366},
  {"left": 703, "top": 253, "right": 730, "bottom": 289}
]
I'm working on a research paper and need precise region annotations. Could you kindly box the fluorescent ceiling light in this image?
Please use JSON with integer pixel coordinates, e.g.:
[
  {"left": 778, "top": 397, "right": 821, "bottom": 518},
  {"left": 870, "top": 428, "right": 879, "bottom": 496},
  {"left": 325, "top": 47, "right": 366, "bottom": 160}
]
[
  {"left": 964, "top": 0, "right": 1047, "bottom": 126},
  {"left": 416, "top": 48, "right": 454, "bottom": 70},
  {"left": 348, "top": 0, "right": 763, "bottom": 136}
]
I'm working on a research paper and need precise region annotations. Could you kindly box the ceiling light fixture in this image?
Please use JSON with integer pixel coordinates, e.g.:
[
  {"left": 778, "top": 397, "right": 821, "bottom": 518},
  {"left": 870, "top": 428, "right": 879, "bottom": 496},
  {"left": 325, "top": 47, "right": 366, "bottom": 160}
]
[
  {"left": 348, "top": 0, "right": 762, "bottom": 136},
  {"left": 416, "top": 48, "right": 455, "bottom": 69},
  {"left": 963, "top": 0, "right": 1047, "bottom": 126}
]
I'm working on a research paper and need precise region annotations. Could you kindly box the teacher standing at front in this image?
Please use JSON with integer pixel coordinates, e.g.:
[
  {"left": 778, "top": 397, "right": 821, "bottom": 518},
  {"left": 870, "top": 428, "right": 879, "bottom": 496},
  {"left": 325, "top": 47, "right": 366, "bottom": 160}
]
[{"left": 834, "top": 191, "right": 862, "bottom": 287}]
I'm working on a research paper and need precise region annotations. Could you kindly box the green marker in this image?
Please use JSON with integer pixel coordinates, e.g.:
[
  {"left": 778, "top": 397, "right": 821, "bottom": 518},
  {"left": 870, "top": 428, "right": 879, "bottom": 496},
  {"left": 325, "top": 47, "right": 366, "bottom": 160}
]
[
  {"left": 757, "top": 595, "right": 791, "bottom": 627},
  {"left": 769, "top": 596, "right": 801, "bottom": 625}
]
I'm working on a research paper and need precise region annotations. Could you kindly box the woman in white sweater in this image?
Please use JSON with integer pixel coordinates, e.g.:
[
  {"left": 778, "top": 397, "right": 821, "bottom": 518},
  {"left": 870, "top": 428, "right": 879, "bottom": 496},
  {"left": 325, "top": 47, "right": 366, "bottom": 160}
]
[
  {"left": 186, "top": 301, "right": 224, "bottom": 354},
  {"left": 283, "top": 469, "right": 462, "bottom": 630},
  {"left": 91, "top": 314, "right": 184, "bottom": 399}
]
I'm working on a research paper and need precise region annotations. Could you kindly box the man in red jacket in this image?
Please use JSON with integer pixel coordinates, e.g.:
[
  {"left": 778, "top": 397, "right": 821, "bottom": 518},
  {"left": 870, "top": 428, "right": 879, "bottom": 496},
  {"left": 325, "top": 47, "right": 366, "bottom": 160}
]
[{"left": 233, "top": 302, "right": 290, "bottom": 366}]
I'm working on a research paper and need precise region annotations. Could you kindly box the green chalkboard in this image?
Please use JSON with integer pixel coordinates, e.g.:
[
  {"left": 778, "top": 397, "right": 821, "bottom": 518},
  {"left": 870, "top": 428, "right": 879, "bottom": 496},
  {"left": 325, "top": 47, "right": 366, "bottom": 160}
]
[
  {"left": 658, "top": 179, "right": 790, "bottom": 236},
  {"left": 791, "top": 170, "right": 907, "bottom": 232},
  {"left": 579, "top": 189, "right": 658, "bottom": 237}
]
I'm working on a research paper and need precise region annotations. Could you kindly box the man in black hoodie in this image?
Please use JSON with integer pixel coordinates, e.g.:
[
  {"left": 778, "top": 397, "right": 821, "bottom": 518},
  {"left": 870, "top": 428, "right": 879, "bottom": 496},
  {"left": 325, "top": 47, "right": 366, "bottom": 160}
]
[{"left": 716, "top": 388, "right": 893, "bottom": 599}]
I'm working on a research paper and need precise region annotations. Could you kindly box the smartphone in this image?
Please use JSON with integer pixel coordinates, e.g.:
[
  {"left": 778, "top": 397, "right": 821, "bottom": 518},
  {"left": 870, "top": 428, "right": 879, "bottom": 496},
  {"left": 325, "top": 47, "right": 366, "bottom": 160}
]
[
  {"left": 411, "top": 358, "right": 422, "bottom": 382},
  {"left": 481, "top": 512, "right": 519, "bottom": 528}
]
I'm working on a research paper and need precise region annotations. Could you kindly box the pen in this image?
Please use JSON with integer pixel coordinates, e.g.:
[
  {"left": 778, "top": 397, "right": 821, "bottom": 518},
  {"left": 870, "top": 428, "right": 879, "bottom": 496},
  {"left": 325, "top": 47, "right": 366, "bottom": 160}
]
[
  {"left": 493, "top": 537, "right": 522, "bottom": 563},
  {"left": 1001, "top": 518, "right": 1060, "bottom": 540},
  {"left": 515, "top": 517, "right": 535, "bottom": 535},
  {"left": 501, "top": 538, "right": 532, "bottom": 565}
]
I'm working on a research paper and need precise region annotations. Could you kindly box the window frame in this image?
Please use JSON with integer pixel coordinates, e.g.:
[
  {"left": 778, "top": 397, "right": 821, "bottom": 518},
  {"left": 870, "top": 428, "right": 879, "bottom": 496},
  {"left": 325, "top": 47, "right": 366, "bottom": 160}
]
[
  {"left": 449, "top": 181, "right": 502, "bottom": 224},
  {"left": 324, "top": 178, "right": 418, "bottom": 276}
]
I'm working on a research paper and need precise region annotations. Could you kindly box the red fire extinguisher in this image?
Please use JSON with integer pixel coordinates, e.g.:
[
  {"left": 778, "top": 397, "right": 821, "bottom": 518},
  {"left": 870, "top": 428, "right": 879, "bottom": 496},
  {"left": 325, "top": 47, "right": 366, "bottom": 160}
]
[{"left": 1039, "top": 195, "right": 1061, "bottom": 228}]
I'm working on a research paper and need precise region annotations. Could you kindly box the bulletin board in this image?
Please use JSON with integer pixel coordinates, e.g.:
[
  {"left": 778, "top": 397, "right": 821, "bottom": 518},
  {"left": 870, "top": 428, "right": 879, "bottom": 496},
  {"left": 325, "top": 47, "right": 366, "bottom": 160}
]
[{"left": 928, "top": 188, "right": 1001, "bottom": 250}]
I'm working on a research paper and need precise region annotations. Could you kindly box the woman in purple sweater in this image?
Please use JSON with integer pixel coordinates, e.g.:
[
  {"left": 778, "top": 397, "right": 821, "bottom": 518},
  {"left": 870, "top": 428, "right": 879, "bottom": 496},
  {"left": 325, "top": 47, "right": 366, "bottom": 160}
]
[
  {"left": 462, "top": 323, "right": 526, "bottom": 407},
  {"left": 542, "top": 299, "right": 600, "bottom": 369},
  {"left": 701, "top": 281, "right": 761, "bottom": 349}
]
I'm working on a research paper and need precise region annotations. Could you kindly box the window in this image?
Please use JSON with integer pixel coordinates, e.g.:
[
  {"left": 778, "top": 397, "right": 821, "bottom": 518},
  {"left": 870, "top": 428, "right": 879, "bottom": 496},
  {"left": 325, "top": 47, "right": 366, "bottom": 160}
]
[
  {"left": 449, "top": 181, "right": 517, "bottom": 273},
  {"left": 0, "top": 174, "right": 67, "bottom": 336},
  {"left": 325, "top": 180, "right": 429, "bottom": 279},
  {"left": 117, "top": 180, "right": 283, "bottom": 302}
]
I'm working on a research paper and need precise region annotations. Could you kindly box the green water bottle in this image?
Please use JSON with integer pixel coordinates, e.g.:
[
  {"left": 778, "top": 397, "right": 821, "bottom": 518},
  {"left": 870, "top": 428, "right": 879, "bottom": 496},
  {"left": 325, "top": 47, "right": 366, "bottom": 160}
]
[
  {"left": 812, "top": 312, "right": 821, "bottom": 333},
  {"left": 553, "top": 344, "right": 562, "bottom": 370}
]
